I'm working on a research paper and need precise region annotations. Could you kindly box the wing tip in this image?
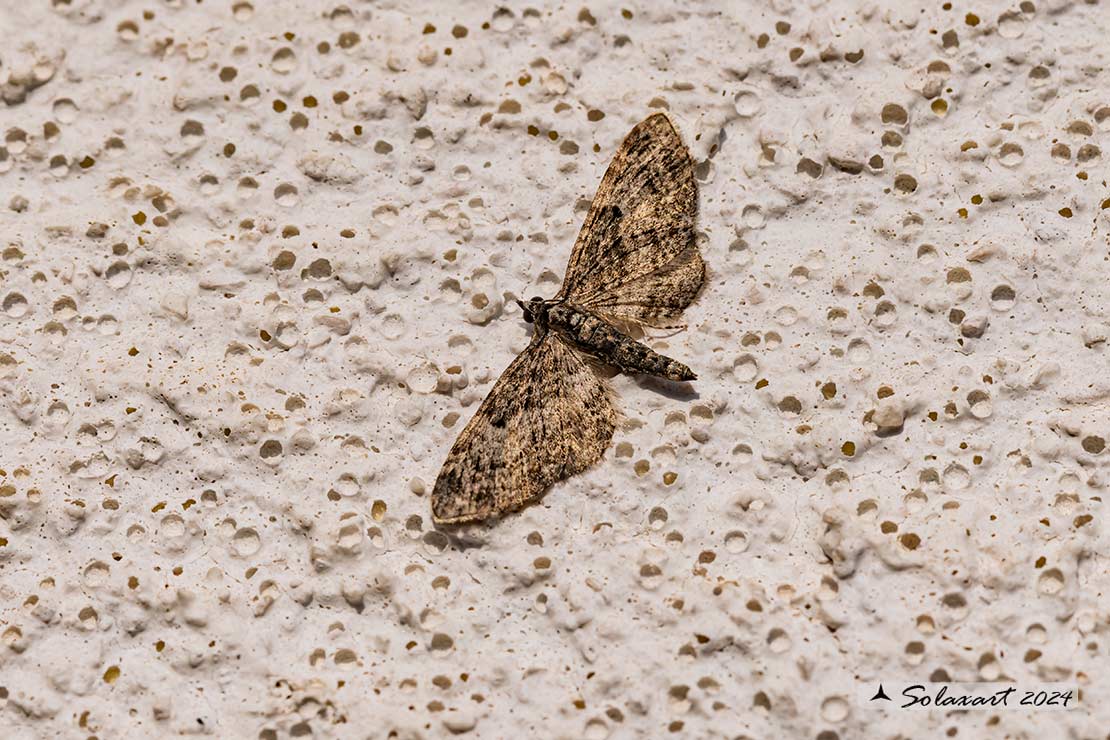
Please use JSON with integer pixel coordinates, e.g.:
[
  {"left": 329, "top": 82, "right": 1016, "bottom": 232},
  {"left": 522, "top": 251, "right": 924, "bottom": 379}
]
[{"left": 642, "top": 110, "right": 678, "bottom": 132}]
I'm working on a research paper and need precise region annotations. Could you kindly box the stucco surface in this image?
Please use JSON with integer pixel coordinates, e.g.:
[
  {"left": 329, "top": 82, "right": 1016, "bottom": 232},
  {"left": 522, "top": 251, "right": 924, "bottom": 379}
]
[{"left": 2, "top": 0, "right": 1110, "bottom": 737}]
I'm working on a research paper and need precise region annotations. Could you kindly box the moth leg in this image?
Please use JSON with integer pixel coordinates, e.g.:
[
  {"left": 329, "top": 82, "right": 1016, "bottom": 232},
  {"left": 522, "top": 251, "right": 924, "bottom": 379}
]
[
  {"left": 641, "top": 322, "right": 688, "bottom": 338},
  {"left": 598, "top": 310, "right": 687, "bottom": 339}
]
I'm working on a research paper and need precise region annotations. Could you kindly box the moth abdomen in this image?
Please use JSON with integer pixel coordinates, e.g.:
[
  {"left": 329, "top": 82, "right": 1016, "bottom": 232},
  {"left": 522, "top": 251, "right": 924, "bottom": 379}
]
[{"left": 548, "top": 303, "right": 695, "bottom": 382}]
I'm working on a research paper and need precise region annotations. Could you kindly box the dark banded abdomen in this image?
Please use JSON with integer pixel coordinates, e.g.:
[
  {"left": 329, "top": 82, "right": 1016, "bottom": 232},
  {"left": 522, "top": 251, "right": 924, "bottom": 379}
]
[{"left": 547, "top": 303, "right": 695, "bottom": 382}]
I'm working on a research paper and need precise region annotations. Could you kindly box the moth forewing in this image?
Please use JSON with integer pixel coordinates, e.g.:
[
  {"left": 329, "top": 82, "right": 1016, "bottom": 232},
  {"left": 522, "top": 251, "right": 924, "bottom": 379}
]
[{"left": 431, "top": 335, "right": 617, "bottom": 525}]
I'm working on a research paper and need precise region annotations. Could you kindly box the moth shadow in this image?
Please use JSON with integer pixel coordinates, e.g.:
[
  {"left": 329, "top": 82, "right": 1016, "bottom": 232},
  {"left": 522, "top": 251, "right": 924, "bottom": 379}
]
[
  {"left": 430, "top": 524, "right": 490, "bottom": 548},
  {"left": 635, "top": 375, "right": 700, "bottom": 401}
]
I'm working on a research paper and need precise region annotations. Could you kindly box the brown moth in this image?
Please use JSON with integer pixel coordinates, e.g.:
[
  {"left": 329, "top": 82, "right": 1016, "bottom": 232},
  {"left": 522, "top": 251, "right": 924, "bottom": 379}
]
[{"left": 432, "top": 112, "right": 704, "bottom": 524}]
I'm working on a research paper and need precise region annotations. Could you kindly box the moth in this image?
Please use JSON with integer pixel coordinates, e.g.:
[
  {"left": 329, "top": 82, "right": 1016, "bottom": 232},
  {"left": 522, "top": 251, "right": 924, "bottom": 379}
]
[{"left": 432, "top": 112, "right": 704, "bottom": 524}]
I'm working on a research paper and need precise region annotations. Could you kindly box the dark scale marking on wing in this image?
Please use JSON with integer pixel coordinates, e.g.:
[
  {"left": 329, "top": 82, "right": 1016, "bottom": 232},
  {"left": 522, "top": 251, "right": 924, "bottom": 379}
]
[
  {"left": 431, "top": 334, "right": 617, "bottom": 525},
  {"left": 556, "top": 112, "right": 704, "bottom": 325}
]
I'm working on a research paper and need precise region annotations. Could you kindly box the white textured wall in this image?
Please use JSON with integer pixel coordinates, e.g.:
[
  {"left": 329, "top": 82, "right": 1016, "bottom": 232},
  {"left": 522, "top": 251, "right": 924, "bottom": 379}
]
[{"left": 2, "top": 0, "right": 1109, "bottom": 737}]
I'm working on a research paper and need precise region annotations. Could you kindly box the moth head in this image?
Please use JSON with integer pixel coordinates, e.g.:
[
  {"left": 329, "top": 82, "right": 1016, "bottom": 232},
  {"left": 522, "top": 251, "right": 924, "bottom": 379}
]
[{"left": 517, "top": 296, "right": 546, "bottom": 324}]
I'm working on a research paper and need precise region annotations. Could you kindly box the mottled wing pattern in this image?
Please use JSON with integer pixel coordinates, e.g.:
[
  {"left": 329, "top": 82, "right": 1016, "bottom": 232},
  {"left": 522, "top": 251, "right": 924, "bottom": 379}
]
[
  {"left": 431, "top": 334, "right": 618, "bottom": 524},
  {"left": 556, "top": 112, "right": 703, "bottom": 325}
]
